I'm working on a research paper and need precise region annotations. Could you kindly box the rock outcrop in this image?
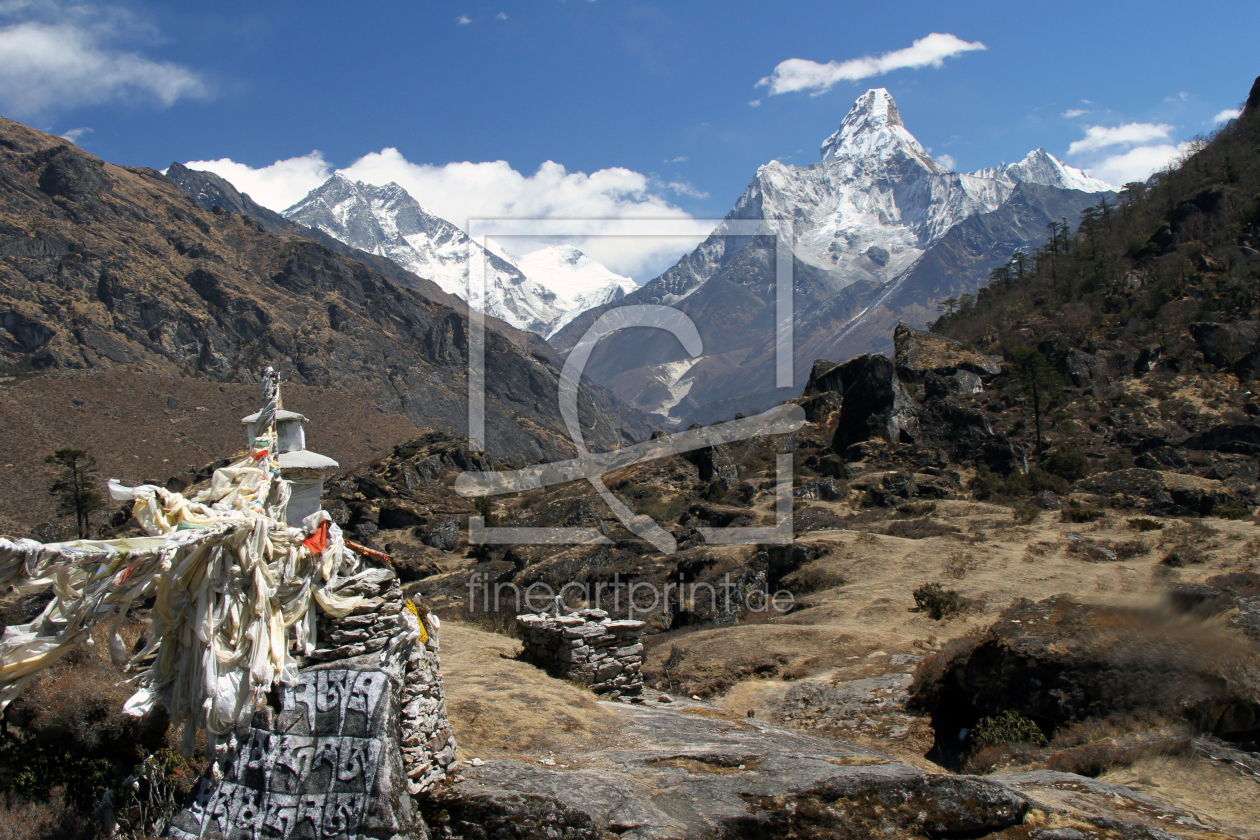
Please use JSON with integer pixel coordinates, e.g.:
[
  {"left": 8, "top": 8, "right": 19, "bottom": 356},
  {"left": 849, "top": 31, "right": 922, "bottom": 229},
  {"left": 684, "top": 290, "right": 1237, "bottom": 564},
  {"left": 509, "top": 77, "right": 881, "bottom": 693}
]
[
  {"left": 1076, "top": 468, "right": 1251, "bottom": 515},
  {"left": 422, "top": 701, "right": 1031, "bottom": 839},
  {"left": 912, "top": 594, "right": 1260, "bottom": 750},
  {"left": 893, "top": 322, "right": 999, "bottom": 383},
  {"left": 827, "top": 354, "right": 919, "bottom": 452}
]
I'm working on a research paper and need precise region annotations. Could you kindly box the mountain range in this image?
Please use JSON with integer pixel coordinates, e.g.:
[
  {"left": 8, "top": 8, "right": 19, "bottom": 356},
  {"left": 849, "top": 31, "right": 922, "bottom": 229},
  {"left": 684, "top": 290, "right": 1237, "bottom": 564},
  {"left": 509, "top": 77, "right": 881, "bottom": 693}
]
[
  {"left": 168, "top": 88, "right": 1114, "bottom": 430},
  {"left": 548, "top": 88, "right": 1115, "bottom": 426},
  {"left": 281, "top": 175, "right": 636, "bottom": 337},
  {"left": 0, "top": 116, "right": 650, "bottom": 486}
]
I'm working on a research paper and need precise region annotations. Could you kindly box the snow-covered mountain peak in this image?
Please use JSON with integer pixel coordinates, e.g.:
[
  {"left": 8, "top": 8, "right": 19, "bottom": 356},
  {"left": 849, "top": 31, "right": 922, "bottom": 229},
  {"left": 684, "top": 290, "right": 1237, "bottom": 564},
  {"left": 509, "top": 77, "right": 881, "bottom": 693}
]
[
  {"left": 515, "top": 245, "right": 637, "bottom": 337},
  {"left": 970, "top": 149, "right": 1116, "bottom": 194},
  {"left": 819, "top": 88, "right": 940, "bottom": 172},
  {"left": 851, "top": 88, "right": 903, "bottom": 129},
  {"left": 552, "top": 244, "right": 585, "bottom": 266},
  {"left": 281, "top": 175, "right": 633, "bottom": 337}
]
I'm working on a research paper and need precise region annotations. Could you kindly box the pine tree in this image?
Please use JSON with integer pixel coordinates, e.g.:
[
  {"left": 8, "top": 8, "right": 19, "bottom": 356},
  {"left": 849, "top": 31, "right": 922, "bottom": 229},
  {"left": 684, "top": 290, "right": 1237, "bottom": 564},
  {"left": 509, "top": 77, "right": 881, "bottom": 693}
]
[
  {"left": 1007, "top": 348, "right": 1062, "bottom": 462},
  {"left": 46, "top": 449, "right": 105, "bottom": 539}
]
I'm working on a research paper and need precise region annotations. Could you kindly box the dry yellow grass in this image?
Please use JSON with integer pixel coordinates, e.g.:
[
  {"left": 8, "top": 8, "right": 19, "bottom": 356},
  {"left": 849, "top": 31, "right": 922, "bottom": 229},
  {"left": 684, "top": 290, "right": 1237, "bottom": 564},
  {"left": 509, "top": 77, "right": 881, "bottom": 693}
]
[{"left": 438, "top": 623, "right": 619, "bottom": 761}]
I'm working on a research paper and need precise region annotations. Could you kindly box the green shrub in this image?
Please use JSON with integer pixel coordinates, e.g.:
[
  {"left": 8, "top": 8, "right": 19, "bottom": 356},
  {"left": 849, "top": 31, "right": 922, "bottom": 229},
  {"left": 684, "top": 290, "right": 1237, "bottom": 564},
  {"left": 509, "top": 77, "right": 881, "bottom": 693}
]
[
  {"left": 1061, "top": 505, "right": 1106, "bottom": 523},
  {"left": 1042, "top": 446, "right": 1090, "bottom": 482},
  {"left": 971, "top": 710, "right": 1048, "bottom": 749},
  {"left": 1013, "top": 504, "right": 1041, "bottom": 524},
  {"left": 913, "top": 583, "right": 964, "bottom": 620},
  {"left": 884, "top": 519, "right": 960, "bottom": 540},
  {"left": 1212, "top": 501, "right": 1253, "bottom": 520},
  {"left": 971, "top": 465, "right": 1069, "bottom": 502},
  {"left": 1161, "top": 548, "right": 1206, "bottom": 567},
  {"left": 1114, "top": 538, "right": 1151, "bottom": 560}
]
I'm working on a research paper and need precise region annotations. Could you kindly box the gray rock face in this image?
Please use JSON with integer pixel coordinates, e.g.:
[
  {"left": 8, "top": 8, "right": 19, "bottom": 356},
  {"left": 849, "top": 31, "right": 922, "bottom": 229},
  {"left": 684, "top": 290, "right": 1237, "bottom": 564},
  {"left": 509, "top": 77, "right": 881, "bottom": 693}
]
[
  {"left": 1191, "top": 321, "right": 1260, "bottom": 381},
  {"left": 421, "top": 517, "right": 460, "bottom": 552},
  {"left": 828, "top": 353, "right": 918, "bottom": 453},
  {"left": 422, "top": 701, "right": 1030, "bottom": 839},
  {"left": 994, "top": 769, "right": 1227, "bottom": 838},
  {"left": 1037, "top": 333, "right": 1105, "bottom": 388}
]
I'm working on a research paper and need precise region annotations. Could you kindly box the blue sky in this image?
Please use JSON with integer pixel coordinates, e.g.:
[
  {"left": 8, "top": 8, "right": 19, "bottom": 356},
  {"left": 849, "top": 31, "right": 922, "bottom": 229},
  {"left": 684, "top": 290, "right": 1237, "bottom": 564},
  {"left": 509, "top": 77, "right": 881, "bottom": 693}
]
[{"left": 2, "top": 0, "right": 1256, "bottom": 279}]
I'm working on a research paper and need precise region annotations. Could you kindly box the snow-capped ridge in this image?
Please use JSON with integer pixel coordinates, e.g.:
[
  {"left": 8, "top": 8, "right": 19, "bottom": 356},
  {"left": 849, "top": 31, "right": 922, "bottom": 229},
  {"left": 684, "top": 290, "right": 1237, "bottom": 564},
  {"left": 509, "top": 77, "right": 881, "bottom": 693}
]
[
  {"left": 281, "top": 176, "right": 631, "bottom": 336},
  {"left": 970, "top": 148, "right": 1116, "bottom": 193}
]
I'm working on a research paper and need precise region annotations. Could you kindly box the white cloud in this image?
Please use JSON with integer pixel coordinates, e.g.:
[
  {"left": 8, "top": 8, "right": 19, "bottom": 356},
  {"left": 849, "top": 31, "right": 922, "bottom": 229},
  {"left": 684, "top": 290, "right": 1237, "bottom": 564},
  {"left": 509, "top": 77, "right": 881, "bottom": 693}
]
[
  {"left": 182, "top": 151, "right": 332, "bottom": 210},
  {"left": 496, "top": 11, "right": 507, "bottom": 20},
  {"left": 0, "top": 18, "right": 208, "bottom": 116},
  {"left": 748, "top": 98, "right": 761, "bottom": 107},
  {"left": 936, "top": 153, "right": 956, "bottom": 170},
  {"left": 186, "top": 148, "right": 709, "bottom": 280},
  {"left": 1062, "top": 108, "right": 1088, "bottom": 118},
  {"left": 663, "top": 180, "right": 708, "bottom": 198},
  {"left": 664, "top": 155, "right": 687, "bottom": 163},
  {"left": 1085, "top": 143, "right": 1189, "bottom": 185},
  {"left": 60, "top": 126, "right": 91, "bottom": 143},
  {"left": 757, "top": 33, "right": 986, "bottom": 97},
  {"left": 455, "top": 14, "right": 471, "bottom": 25},
  {"left": 1065, "top": 120, "right": 1191, "bottom": 185},
  {"left": 1066, "top": 122, "right": 1174, "bottom": 155},
  {"left": 1214, "top": 108, "right": 1241, "bottom": 123}
]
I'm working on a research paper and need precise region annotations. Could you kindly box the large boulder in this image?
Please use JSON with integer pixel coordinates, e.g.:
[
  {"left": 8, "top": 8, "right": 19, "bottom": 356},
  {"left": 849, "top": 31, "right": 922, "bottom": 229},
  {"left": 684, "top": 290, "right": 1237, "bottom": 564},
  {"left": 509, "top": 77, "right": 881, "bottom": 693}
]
[
  {"left": 1183, "top": 423, "right": 1260, "bottom": 455},
  {"left": 802, "top": 358, "right": 844, "bottom": 395},
  {"left": 913, "top": 594, "right": 1260, "bottom": 746},
  {"left": 893, "top": 323, "right": 999, "bottom": 384},
  {"left": 1037, "top": 334, "right": 1104, "bottom": 388},
  {"left": 830, "top": 354, "right": 918, "bottom": 452},
  {"left": 917, "top": 393, "right": 1026, "bottom": 475},
  {"left": 422, "top": 701, "right": 1030, "bottom": 838},
  {"left": 1191, "top": 321, "right": 1260, "bottom": 381},
  {"left": 682, "top": 441, "right": 738, "bottom": 484}
]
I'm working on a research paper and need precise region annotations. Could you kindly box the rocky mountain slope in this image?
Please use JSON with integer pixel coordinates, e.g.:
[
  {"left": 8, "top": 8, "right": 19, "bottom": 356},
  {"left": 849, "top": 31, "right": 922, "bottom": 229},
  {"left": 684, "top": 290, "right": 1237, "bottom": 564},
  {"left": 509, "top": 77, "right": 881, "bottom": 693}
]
[
  {"left": 164, "top": 163, "right": 560, "bottom": 361},
  {"left": 0, "top": 115, "right": 648, "bottom": 483},
  {"left": 280, "top": 174, "right": 634, "bottom": 336},
  {"left": 550, "top": 88, "right": 1113, "bottom": 427}
]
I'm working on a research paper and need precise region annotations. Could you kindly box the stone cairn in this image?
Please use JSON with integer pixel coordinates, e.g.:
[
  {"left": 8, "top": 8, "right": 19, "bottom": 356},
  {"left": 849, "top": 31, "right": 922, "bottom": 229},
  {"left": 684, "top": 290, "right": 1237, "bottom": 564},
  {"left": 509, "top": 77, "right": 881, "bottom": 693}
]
[
  {"left": 516, "top": 608, "right": 646, "bottom": 698},
  {"left": 310, "top": 564, "right": 457, "bottom": 793},
  {"left": 169, "top": 560, "right": 459, "bottom": 840}
]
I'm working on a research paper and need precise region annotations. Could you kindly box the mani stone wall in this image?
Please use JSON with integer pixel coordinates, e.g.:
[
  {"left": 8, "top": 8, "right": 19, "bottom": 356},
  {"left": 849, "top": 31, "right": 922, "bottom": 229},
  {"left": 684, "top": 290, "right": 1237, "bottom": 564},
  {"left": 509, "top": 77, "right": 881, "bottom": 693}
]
[
  {"left": 516, "top": 609, "right": 645, "bottom": 698},
  {"left": 166, "top": 564, "right": 456, "bottom": 840}
]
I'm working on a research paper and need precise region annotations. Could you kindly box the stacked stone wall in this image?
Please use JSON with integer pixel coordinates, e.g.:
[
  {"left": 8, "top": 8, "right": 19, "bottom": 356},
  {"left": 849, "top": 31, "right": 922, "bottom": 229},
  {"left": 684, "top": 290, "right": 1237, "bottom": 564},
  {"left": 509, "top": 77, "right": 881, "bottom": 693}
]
[
  {"left": 399, "top": 606, "right": 457, "bottom": 794},
  {"left": 516, "top": 609, "right": 645, "bottom": 698}
]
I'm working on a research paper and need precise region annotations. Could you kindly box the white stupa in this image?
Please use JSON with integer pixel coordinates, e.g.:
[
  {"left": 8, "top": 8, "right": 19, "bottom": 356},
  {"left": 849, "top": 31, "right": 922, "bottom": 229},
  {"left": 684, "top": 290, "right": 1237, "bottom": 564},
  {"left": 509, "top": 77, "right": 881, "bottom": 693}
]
[{"left": 240, "top": 409, "right": 338, "bottom": 526}]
